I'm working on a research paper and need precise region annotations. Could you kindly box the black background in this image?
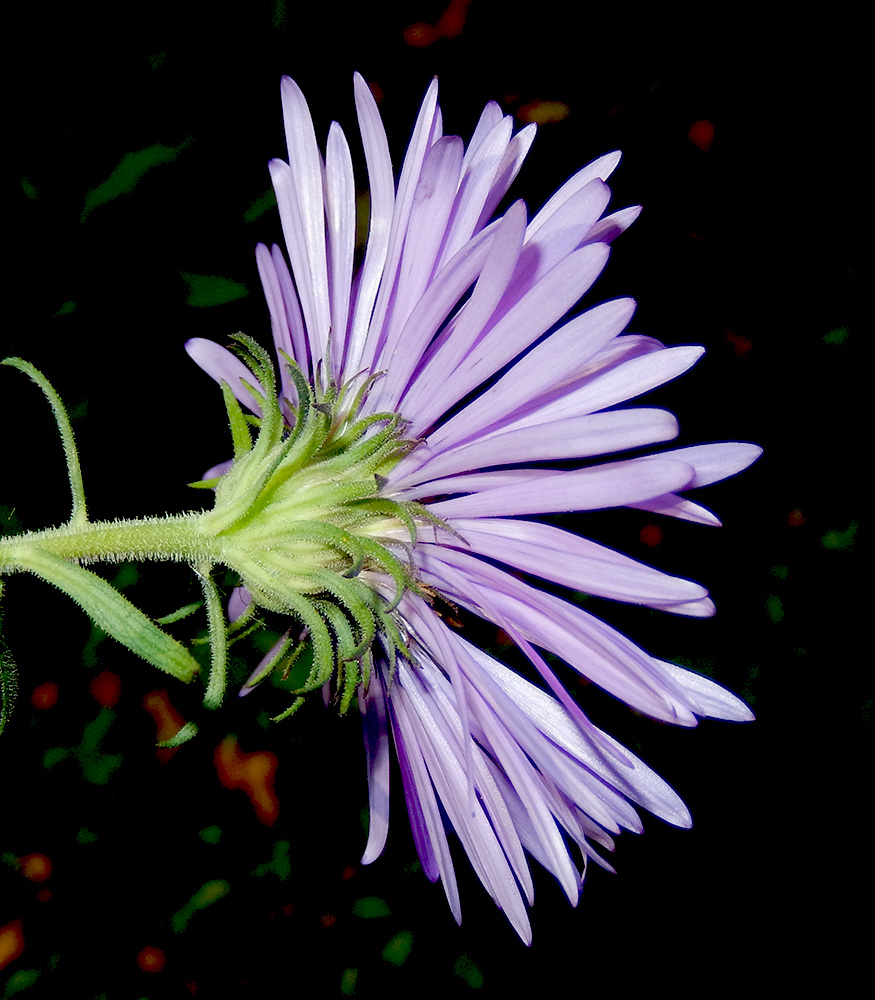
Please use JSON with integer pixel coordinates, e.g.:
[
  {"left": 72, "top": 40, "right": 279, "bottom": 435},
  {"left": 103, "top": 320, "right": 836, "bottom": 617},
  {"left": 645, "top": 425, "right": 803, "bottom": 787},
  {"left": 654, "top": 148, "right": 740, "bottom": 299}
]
[{"left": 3, "top": 3, "right": 864, "bottom": 997}]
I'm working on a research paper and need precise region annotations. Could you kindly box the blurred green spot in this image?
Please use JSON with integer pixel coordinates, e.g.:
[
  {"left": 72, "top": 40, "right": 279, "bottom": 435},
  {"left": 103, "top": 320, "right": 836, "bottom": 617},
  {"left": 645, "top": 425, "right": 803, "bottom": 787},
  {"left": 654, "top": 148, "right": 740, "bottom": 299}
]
[
  {"left": 766, "top": 595, "right": 784, "bottom": 624},
  {"left": 171, "top": 879, "right": 231, "bottom": 933},
  {"left": 199, "top": 824, "right": 222, "bottom": 844},
  {"left": 769, "top": 564, "right": 789, "bottom": 580},
  {"left": 273, "top": 0, "right": 288, "bottom": 28},
  {"left": 251, "top": 839, "right": 292, "bottom": 881},
  {"left": 243, "top": 188, "right": 277, "bottom": 223},
  {"left": 21, "top": 177, "right": 37, "bottom": 200},
  {"left": 382, "top": 930, "right": 413, "bottom": 966},
  {"left": 3, "top": 968, "right": 41, "bottom": 997},
  {"left": 149, "top": 51, "right": 167, "bottom": 70},
  {"left": 181, "top": 272, "right": 249, "bottom": 307},
  {"left": 822, "top": 325, "right": 848, "bottom": 345},
  {"left": 111, "top": 564, "right": 139, "bottom": 590},
  {"left": 352, "top": 896, "right": 390, "bottom": 919},
  {"left": 81, "top": 140, "right": 190, "bottom": 221},
  {"left": 340, "top": 968, "right": 358, "bottom": 996},
  {"left": 42, "top": 746, "right": 69, "bottom": 768},
  {"left": 43, "top": 708, "right": 123, "bottom": 784},
  {"left": 454, "top": 954, "right": 485, "bottom": 988},
  {"left": 54, "top": 301, "right": 76, "bottom": 317},
  {"left": 76, "top": 826, "right": 98, "bottom": 845},
  {"left": 821, "top": 522, "right": 857, "bottom": 551}
]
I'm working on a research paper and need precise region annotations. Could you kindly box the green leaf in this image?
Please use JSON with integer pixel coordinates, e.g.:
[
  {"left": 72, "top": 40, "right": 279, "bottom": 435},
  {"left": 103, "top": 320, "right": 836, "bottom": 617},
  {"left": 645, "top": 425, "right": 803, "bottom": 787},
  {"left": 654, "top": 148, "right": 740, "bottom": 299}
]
[
  {"left": 0, "top": 581, "right": 18, "bottom": 737},
  {"left": 157, "top": 720, "right": 198, "bottom": 747},
  {"left": 2, "top": 358, "right": 87, "bottom": 526},
  {"left": 9, "top": 546, "right": 200, "bottom": 683}
]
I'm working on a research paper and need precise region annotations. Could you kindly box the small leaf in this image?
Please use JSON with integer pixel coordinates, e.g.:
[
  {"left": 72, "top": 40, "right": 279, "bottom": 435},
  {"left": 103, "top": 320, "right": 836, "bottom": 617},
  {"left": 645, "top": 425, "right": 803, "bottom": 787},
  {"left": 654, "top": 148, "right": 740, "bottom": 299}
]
[
  {"left": 9, "top": 546, "right": 200, "bottom": 683},
  {"left": 157, "top": 720, "right": 198, "bottom": 747},
  {"left": 156, "top": 601, "right": 203, "bottom": 625}
]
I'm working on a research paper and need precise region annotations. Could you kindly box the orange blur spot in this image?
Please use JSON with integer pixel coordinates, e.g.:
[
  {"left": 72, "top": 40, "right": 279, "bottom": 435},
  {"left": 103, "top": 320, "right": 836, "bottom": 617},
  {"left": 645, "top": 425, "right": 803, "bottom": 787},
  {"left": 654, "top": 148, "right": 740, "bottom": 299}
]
[
  {"left": 31, "top": 681, "right": 58, "bottom": 710},
  {"left": 19, "top": 853, "right": 52, "bottom": 882},
  {"left": 214, "top": 736, "right": 280, "bottom": 826},
  {"left": 90, "top": 669, "right": 121, "bottom": 708},
  {"left": 639, "top": 524, "right": 663, "bottom": 548},
  {"left": 787, "top": 508, "right": 805, "bottom": 527},
  {"left": 688, "top": 119, "right": 715, "bottom": 151},
  {"left": 137, "top": 945, "right": 167, "bottom": 973},
  {"left": 320, "top": 913, "right": 337, "bottom": 929},
  {"left": 143, "top": 689, "right": 187, "bottom": 761},
  {"left": 0, "top": 919, "right": 25, "bottom": 972},
  {"left": 404, "top": 0, "right": 471, "bottom": 46},
  {"left": 518, "top": 100, "right": 570, "bottom": 125}
]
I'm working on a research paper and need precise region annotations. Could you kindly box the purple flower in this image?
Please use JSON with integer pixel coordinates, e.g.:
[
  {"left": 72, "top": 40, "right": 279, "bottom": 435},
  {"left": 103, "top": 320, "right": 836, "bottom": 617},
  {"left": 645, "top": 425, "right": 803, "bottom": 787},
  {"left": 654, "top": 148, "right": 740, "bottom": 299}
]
[{"left": 187, "top": 74, "right": 761, "bottom": 943}]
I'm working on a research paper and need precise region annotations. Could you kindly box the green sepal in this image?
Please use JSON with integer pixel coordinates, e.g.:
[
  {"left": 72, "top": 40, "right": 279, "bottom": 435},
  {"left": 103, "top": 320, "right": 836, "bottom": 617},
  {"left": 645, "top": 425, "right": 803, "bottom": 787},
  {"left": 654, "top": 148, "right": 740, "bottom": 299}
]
[
  {"left": 196, "top": 565, "right": 228, "bottom": 710},
  {"left": 9, "top": 546, "right": 200, "bottom": 683}
]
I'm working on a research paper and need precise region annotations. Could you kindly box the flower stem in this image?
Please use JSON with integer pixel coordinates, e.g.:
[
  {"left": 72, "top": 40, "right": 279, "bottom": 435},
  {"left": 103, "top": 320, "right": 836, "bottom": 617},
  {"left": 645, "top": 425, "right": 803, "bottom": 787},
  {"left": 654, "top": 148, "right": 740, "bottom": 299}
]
[{"left": 0, "top": 513, "right": 218, "bottom": 572}]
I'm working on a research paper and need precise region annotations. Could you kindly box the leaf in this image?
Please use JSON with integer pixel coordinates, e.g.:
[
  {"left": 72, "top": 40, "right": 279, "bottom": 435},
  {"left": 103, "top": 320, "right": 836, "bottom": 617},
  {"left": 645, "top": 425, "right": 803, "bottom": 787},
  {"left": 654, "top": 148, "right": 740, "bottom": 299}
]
[
  {"left": 10, "top": 546, "right": 200, "bottom": 683},
  {"left": 0, "top": 583, "right": 18, "bottom": 737}
]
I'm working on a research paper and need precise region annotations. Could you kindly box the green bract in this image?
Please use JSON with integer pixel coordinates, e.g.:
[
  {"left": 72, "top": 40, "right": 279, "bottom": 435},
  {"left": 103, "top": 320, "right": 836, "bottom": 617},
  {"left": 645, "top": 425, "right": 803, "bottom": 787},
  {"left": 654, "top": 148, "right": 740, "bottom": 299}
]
[{"left": 197, "top": 335, "right": 429, "bottom": 717}]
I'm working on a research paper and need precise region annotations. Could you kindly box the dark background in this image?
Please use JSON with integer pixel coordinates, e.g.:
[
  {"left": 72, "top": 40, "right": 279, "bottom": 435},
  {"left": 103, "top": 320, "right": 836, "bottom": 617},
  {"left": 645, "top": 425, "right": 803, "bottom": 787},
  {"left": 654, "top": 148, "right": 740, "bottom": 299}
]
[{"left": 3, "top": 2, "right": 863, "bottom": 996}]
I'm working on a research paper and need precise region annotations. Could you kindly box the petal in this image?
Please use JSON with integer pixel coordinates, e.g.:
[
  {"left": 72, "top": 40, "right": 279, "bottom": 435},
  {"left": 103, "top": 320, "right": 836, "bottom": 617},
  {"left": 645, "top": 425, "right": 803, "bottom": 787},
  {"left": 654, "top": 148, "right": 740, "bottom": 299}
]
[
  {"left": 403, "top": 408, "right": 679, "bottom": 484},
  {"left": 440, "top": 516, "right": 710, "bottom": 613},
  {"left": 184, "top": 338, "right": 264, "bottom": 416},
  {"left": 324, "top": 122, "right": 356, "bottom": 379},
  {"left": 427, "top": 457, "right": 695, "bottom": 518},
  {"left": 359, "top": 669, "right": 392, "bottom": 864}
]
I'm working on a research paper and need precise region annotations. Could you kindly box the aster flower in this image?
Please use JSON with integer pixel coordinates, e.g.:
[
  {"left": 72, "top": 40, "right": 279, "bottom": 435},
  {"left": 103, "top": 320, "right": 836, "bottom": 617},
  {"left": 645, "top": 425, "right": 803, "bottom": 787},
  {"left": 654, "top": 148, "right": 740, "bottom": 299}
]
[{"left": 185, "top": 74, "right": 761, "bottom": 943}]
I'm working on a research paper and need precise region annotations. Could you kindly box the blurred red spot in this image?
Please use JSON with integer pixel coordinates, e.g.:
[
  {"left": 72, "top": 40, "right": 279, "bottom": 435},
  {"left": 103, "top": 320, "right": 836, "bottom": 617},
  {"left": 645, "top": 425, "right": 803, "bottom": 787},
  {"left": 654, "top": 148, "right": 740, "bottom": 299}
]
[
  {"left": 639, "top": 524, "right": 663, "bottom": 548},
  {"left": 31, "top": 682, "right": 58, "bottom": 710},
  {"left": 19, "top": 853, "right": 52, "bottom": 883},
  {"left": 787, "top": 508, "right": 805, "bottom": 527},
  {"left": 689, "top": 119, "right": 714, "bottom": 151},
  {"left": 137, "top": 945, "right": 167, "bottom": 973},
  {"left": 0, "top": 919, "right": 25, "bottom": 971},
  {"left": 638, "top": 524, "right": 662, "bottom": 549},
  {"left": 90, "top": 669, "right": 121, "bottom": 707},
  {"left": 320, "top": 913, "right": 337, "bottom": 928},
  {"left": 404, "top": 0, "right": 471, "bottom": 46},
  {"left": 36, "top": 888, "right": 52, "bottom": 903},
  {"left": 143, "top": 689, "right": 186, "bottom": 761},
  {"left": 282, "top": 903, "right": 294, "bottom": 918},
  {"left": 725, "top": 329, "right": 753, "bottom": 356},
  {"left": 214, "top": 736, "right": 280, "bottom": 826},
  {"left": 340, "top": 866, "right": 357, "bottom": 880}
]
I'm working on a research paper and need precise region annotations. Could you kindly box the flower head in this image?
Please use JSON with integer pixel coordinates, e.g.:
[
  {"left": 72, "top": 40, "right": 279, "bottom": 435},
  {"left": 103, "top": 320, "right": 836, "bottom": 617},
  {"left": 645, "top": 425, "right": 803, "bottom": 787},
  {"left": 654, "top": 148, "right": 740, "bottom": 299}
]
[{"left": 187, "top": 74, "right": 761, "bottom": 943}]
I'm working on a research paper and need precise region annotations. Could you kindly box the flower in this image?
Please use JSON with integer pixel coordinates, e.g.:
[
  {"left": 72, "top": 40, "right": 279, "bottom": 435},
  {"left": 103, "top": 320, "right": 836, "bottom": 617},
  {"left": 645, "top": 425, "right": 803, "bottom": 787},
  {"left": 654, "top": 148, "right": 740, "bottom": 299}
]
[{"left": 186, "top": 74, "right": 761, "bottom": 943}]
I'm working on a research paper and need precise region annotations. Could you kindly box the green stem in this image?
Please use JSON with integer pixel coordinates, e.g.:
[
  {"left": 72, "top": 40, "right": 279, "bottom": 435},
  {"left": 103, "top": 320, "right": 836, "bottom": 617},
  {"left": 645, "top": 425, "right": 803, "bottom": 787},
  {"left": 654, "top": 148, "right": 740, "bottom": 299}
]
[{"left": 0, "top": 512, "right": 219, "bottom": 572}]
